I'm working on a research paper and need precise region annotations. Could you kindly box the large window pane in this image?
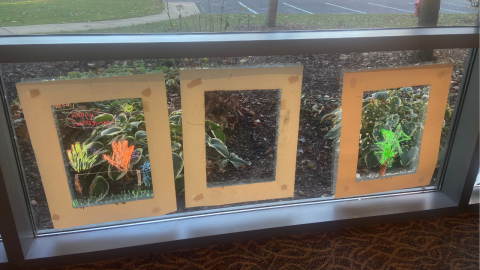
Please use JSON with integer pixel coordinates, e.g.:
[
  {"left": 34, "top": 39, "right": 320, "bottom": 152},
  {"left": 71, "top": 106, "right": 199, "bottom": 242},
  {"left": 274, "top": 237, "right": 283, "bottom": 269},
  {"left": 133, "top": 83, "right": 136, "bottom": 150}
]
[{"left": 0, "top": 48, "right": 470, "bottom": 232}]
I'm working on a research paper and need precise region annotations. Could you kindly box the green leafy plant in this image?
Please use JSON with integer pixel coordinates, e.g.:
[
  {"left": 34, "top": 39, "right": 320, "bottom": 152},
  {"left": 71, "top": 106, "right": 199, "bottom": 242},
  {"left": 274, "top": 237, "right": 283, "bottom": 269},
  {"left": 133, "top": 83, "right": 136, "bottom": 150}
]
[
  {"left": 84, "top": 109, "right": 147, "bottom": 181},
  {"left": 57, "top": 60, "right": 180, "bottom": 92},
  {"left": 205, "top": 134, "right": 251, "bottom": 172},
  {"left": 322, "top": 86, "right": 450, "bottom": 172},
  {"left": 56, "top": 100, "right": 152, "bottom": 206},
  {"left": 89, "top": 175, "right": 109, "bottom": 203},
  {"left": 167, "top": 109, "right": 251, "bottom": 193},
  {"left": 204, "top": 116, "right": 250, "bottom": 169},
  {"left": 121, "top": 102, "right": 135, "bottom": 116},
  {"left": 168, "top": 109, "right": 186, "bottom": 193}
]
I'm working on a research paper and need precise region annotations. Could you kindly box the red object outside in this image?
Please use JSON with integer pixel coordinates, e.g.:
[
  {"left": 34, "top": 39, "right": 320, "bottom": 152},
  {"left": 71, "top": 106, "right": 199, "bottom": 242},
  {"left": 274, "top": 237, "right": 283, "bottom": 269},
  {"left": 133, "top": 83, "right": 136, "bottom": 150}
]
[{"left": 414, "top": 0, "right": 421, "bottom": 17}]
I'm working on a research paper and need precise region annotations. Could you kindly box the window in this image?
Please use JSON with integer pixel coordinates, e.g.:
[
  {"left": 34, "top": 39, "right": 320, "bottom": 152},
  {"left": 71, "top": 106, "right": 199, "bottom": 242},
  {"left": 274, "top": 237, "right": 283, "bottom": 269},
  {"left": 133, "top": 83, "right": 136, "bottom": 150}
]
[
  {"left": 0, "top": 3, "right": 477, "bottom": 266},
  {"left": 0, "top": 47, "right": 471, "bottom": 232}
]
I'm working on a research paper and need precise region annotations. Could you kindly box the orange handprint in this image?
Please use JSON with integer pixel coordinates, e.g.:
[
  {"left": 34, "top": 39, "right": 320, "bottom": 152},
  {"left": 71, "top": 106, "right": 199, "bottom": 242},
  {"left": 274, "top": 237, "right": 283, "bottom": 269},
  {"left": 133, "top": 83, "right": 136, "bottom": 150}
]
[{"left": 103, "top": 139, "right": 135, "bottom": 172}]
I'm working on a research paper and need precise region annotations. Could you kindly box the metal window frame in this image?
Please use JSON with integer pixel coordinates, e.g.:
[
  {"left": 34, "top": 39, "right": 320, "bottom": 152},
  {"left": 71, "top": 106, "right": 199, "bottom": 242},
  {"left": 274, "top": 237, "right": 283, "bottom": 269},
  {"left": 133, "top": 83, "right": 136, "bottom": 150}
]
[
  {"left": 0, "top": 27, "right": 478, "bottom": 269},
  {"left": 0, "top": 241, "right": 7, "bottom": 270},
  {"left": 470, "top": 186, "right": 480, "bottom": 205}
]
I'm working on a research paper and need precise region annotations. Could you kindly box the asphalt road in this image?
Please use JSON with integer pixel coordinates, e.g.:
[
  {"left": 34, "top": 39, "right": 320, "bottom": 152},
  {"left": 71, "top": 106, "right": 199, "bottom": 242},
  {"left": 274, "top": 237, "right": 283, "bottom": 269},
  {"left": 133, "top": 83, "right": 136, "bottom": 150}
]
[{"left": 190, "top": 0, "right": 479, "bottom": 15}]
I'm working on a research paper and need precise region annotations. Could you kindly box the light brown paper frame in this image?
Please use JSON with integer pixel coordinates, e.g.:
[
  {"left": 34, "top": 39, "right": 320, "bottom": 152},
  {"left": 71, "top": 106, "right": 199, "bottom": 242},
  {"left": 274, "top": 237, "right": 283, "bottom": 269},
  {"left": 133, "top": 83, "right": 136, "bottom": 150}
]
[
  {"left": 334, "top": 63, "right": 454, "bottom": 198},
  {"left": 181, "top": 66, "right": 303, "bottom": 207},
  {"left": 16, "top": 74, "right": 177, "bottom": 229}
]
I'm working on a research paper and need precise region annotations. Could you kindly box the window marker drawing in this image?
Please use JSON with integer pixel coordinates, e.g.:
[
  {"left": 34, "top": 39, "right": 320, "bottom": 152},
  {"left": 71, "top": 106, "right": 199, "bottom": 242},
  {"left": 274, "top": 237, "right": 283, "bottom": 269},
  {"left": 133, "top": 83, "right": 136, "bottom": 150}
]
[
  {"left": 374, "top": 124, "right": 412, "bottom": 176},
  {"left": 50, "top": 97, "right": 156, "bottom": 209},
  {"left": 53, "top": 103, "right": 74, "bottom": 111},
  {"left": 140, "top": 161, "right": 152, "bottom": 186},
  {"left": 67, "top": 142, "right": 99, "bottom": 172},
  {"left": 103, "top": 139, "right": 135, "bottom": 172},
  {"left": 66, "top": 110, "right": 115, "bottom": 128},
  {"left": 66, "top": 141, "right": 99, "bottom": 193},
  {"left": 136, "top": 170, "right": 142, "bottom": 186}
]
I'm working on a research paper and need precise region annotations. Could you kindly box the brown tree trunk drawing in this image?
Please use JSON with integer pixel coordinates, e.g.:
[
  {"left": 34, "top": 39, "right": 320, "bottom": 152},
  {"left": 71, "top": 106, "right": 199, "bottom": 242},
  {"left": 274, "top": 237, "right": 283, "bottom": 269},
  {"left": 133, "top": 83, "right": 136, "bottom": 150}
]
[
  {"left": 379, "top": 164, "right": 387, "bottom": 177},
  {"left": 136, "top": 170, "right": 142, "bottom": 186},
  {"left": 74, "top": 174, "right": 82, "bottom": 193}
]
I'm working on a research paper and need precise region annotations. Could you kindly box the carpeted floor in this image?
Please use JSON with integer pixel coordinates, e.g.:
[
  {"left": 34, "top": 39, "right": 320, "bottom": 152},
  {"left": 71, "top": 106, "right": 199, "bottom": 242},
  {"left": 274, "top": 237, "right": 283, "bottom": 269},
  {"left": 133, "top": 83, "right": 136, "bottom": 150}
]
[{"left": 49, "top": 212, "right": 479, "bottom": 270}]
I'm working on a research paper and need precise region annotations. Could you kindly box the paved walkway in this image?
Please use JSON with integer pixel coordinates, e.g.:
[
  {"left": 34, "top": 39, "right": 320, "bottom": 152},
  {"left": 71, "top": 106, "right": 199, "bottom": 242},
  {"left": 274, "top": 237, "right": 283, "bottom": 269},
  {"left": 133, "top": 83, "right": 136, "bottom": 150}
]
[{"left": 0, "top": 2, "right": 200, "bottom": 35}]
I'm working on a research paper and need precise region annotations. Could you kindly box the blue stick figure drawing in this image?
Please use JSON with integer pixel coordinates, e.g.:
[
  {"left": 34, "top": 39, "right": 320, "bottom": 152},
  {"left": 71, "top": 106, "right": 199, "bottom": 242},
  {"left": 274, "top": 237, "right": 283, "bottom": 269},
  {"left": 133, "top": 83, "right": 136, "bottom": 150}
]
[{"left": 140, "top": 161, "right": 151, "bottom": 186}]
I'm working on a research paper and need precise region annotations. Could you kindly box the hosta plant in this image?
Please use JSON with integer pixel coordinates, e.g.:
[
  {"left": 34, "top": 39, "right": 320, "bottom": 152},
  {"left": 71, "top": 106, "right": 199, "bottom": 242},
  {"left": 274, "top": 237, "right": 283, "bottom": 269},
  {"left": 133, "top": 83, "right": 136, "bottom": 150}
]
[
  {"left": 71, "top": 107, "right": 149, "bottom": 203},
  {"left": 322, "top": 86, "right": 450, "bottom": 172},
  {"left": 205, "top": 134, "right": 251, "bottom": 172},
  {"left": 168, "top": 109, "right": 186, "bottom": 193},
  {"left": 84, "top": 109, "right": 147, "bottom": 181},
  {"left": 167, "top": 109, "right": 251, "bottom": 193}
]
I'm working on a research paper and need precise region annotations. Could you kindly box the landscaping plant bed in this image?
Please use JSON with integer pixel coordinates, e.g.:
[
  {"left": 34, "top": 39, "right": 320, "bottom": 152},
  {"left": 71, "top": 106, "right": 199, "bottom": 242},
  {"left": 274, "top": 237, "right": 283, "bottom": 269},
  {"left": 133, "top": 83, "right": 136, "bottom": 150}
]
[
  {"left": 1, "top": 48, "right": 467, "bottom": 230},
  {"left": 205, "top": 90, "right": 280, "bottom": 187}
]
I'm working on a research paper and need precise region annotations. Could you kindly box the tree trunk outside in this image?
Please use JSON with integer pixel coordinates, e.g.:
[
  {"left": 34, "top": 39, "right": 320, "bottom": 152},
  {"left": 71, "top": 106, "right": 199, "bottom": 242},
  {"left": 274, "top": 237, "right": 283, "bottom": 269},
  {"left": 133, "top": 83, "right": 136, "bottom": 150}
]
[
  {"left": 412, "top": 0, "right": 441, "bottom": 62},
  {"left": 417, "top": 0, "right": 441, "bottom": 27},
  {"left": 265, "top": 0, "right": 279, "bottom": 27}
]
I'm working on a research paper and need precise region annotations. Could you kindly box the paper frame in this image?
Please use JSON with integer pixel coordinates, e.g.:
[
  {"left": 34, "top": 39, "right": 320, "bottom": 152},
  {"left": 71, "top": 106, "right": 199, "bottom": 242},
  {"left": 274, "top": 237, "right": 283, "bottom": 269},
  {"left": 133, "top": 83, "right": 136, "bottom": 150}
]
[
  {"left": 181, "top": 66, "right": 303, "bottom": 207},
  {"left": 334, "top": 63, "right": 454, "bottom": 198},
  {"left": 16, "top": 74, "right": 177, "bottom": 229}
]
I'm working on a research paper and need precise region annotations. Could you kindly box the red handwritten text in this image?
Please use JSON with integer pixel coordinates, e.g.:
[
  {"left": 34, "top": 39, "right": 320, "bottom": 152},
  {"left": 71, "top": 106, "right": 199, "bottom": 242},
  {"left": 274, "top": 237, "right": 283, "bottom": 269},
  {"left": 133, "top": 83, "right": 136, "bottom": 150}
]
[
  {"left": 66, "top": 110, "right": 115, "bottom": 129},
  {"left": 52, "top": 103, "right": 74, "bottom": 110}
]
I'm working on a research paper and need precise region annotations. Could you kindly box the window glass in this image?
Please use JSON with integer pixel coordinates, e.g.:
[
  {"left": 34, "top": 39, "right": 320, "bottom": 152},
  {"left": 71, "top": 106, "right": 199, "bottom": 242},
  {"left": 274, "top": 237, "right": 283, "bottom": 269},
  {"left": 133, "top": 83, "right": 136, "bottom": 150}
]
[
  {"left": 0, "top": 48, "right": 470, "bottom": 232},
  {"left": 355, "top": 85, "right": 430, "bottom": 181},
  {"left": 469, "top": 169, "right": 479, "bottom": 204},
  {"left": 475, "top": 170, "right": 480, "bottom": 186},
  {"left": 0, "top": 0, "right": 477, "bottom": 35},
  {"left": 204, "top": 89, "right": 281, "bottom": 188},
  {"left": 52, "top": 98, "right": 154, "bottom": 208}
]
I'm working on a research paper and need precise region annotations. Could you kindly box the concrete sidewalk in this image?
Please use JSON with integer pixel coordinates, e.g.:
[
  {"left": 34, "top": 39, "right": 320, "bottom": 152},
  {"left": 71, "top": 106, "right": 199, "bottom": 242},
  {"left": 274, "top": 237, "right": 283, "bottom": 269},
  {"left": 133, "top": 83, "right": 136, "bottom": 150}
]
[{"left": 0, "top": 2, "right": 200, "bottom": 35}]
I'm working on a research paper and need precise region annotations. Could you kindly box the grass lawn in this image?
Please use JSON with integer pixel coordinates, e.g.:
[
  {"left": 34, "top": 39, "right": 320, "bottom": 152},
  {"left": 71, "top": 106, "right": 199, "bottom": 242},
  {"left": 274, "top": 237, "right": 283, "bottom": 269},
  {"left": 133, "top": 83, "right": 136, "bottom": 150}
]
[
  {"left": 64, "top": 13, "right": 477, "bottom": 34},
  {"left": 0, "top": 0, "right": 163, "bottom": 27}
]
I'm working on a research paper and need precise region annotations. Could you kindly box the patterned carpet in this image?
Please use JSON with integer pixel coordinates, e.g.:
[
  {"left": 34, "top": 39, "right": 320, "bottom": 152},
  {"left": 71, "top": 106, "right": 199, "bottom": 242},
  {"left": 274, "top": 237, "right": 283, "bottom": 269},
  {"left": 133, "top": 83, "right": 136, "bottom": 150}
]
[{"left": 51, "top": 212, "right": 479, "bottom": 270}]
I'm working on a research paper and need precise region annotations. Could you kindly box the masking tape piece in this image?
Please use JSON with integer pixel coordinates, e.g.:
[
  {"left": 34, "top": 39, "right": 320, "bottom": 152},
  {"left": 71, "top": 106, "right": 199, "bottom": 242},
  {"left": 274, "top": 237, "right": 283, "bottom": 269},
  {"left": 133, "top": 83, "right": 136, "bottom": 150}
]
[
  {"left": 187, "top": 79, "right": 202, "bottom": 88},
  {"left": 143, "top": 101, "right": 150, "bottom": 112},
  {"left": 142, "top": 87, "right": 152, "bottom": 97},
  {"left": 350, "top": 79, "right": 357, "bottom": 88},
  {"left": 288, "top": 75, "right": 299, "bottom": 83},
  {"left": 193, "top": 194, "right": 204, "bottom": 201},
  {"left": 29, "top": 89, "right": 40, "bottom": 98}
]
